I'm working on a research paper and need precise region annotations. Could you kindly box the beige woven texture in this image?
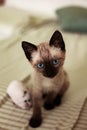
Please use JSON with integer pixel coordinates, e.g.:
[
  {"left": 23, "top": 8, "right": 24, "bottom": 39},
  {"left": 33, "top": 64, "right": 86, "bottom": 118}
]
[{"left": 0, "top": 7, "right": 87, "bottom": 130}]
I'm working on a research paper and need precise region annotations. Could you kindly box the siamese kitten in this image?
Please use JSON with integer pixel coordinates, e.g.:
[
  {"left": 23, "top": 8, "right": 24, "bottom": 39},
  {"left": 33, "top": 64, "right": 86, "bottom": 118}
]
[{"left": 22, "top": 30, "right": 69, "bottom": 128}]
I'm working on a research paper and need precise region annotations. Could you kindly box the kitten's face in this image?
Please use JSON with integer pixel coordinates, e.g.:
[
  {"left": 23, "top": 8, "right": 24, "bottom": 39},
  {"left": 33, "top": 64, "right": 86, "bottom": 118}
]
[{"left": 22, "top": 30, "right": 66, "bottom": 78}]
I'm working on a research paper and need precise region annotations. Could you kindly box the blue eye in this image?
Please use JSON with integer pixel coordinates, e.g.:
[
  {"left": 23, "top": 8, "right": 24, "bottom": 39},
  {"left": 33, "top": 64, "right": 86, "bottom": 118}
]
[
  {"left": 53, "top": 59, "right": 59, "bottom": 65},
  {"left": 37, "top": 63, "right": 44, "bottom": 69}
]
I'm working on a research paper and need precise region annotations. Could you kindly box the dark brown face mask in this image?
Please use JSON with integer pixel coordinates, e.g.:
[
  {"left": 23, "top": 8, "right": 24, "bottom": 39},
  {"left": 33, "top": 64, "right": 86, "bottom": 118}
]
[{"left": 42, "top": 60, "right": 58, "bottom": 78}]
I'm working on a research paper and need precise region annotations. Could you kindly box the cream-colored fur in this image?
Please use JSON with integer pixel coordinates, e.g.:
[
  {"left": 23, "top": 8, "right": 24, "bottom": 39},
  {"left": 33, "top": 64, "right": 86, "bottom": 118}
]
[{"left": 30, "top": 42, "right": 69, "bottom": 97}]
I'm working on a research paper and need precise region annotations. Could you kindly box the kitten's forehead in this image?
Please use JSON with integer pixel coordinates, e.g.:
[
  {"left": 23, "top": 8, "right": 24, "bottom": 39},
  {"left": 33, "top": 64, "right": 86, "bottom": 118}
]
[
  {"left": 31, "top": 42, "right": 65, "bottom": 63},
  {"left": 38, "top": 43, "right": 50, "bottom": 59},
  {"left": 50, "top": 46, "right": 64, "bottom": 58}
]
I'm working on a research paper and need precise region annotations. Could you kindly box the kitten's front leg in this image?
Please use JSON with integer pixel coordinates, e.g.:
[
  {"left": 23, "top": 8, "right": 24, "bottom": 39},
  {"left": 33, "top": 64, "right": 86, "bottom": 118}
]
[
  {"left": 43, "top": 91, "right": 57, "bottom": 110},
  {"left": 54, "top": 78, "right": 70, "bottom": 106},
  {"left": 29, "top": 93, "right": 42, "bottom": 128}
]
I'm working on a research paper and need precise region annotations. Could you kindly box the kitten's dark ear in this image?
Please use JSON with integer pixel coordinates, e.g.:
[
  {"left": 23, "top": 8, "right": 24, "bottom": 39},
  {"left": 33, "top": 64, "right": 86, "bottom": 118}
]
[
  {"left": 22, "top": 41, "right": 37, "bottom": 61},
  {"left": 49, "top": 30, "right": 65, "bottom": 51}
]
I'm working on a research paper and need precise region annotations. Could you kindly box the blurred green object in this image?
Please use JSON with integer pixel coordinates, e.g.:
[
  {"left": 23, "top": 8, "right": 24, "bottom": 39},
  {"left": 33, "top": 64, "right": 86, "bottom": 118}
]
[{"left": 56, "top": 6, "right": 87, "bottom": 32}]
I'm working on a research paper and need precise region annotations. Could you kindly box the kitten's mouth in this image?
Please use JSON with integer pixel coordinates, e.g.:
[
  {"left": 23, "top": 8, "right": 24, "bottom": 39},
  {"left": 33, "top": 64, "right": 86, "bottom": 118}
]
[
  {"left": 44, "top": 75, "right": 56, "bottom": 78},
  {"left": 43, "top": 72, "right": 58, "bottom": 78}
]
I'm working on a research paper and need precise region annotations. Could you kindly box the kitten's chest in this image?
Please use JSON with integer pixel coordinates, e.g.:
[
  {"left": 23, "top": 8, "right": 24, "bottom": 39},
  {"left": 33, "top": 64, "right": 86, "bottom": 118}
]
[
  {"left": 42, "top": 79, "right": 53, "bottom": 90},
  {"left": 32, "top": 70, "right": 64, "bottom": 93},
  {"left": 41, "top": 78, "right": 61, "bottom": 93}
]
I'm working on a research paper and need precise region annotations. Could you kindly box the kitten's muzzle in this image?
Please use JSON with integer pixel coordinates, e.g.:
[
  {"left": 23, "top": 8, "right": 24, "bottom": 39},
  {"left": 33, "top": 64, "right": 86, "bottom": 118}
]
[
  {"left": 43, "top": 69, "right": 58, "bottom": 78},
  {"left": 42, "top": 62, "right": 58, "bottom": 78}
]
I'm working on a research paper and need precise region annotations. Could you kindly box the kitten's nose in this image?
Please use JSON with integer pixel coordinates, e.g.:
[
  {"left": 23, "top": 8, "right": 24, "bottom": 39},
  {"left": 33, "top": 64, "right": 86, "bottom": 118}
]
[{"left": 43, "top": 69, "right": 58, "bottom": 78}]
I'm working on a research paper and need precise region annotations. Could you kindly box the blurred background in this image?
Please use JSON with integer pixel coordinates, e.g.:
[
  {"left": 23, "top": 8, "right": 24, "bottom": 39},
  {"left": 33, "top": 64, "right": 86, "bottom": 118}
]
[
  {"left": 0, "top": 0, "right": 87, "bottom": 40},
  {"left": 5, "top": 0, "right": 87, "bottom": 17}
]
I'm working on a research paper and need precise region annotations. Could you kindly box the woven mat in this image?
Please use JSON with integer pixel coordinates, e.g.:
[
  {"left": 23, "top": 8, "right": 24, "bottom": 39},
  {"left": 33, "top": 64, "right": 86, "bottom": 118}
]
[
  {"left": 0, "top": 87, "right": 86, "bottom": 130},
  {"left": 73, "top": 98, "right": 87, "bottom": 130}
]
